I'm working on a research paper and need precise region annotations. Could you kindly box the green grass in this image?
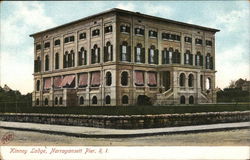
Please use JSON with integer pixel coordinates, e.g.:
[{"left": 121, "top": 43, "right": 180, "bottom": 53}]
[{"left": 0, "top": 102, "right": 249, "bottom": 115}]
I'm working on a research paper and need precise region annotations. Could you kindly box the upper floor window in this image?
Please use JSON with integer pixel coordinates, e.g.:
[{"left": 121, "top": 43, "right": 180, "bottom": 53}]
[
  {"left": 36, "top": 44, "right": 41, "bottom": 50},
  {"left": 120, "top": 41, "right": 131, "bottom": 62},
  {"left": 78, "top": 47, "right": 87, "bottom": 66},
  {"left": 206, "top": 53, "right": 213, "bottom": 69},
  {"left": 135, "top": 43, "right": 145, "bottom": 63},
  {"left": 121, "top": 71, "right": 128, "bottom": 86},
  {"left": 36, "top": 80, "right": 40, "bottom": 91},
  {"left": 184, "top": 50, "right": 193, "bottom": 65},
  {"left": 195, "top": 52, "right": 203, "bottom": 66},
  {"left": 173, "top": 49, "right": 181, "bottom": 64},
  {"left": 148, "top": 45, "right": 158, "bottom": 64},
  {"left": 120, "top": 25, "right": 130, "bottom": 33},
  {"left": 79, "top": 32, "right": 86, "bottom": 40},
  {"left": 92, "top": 29, "right": 100, "bottom": 37},
  {"left": 179, "top": 73, "right": 185, "bottom": 87},
  {"left": 44, "top": 42, "right": 50, "bottom": 48},
  {"left": 149, "top": 30, "right": 157, "bottom": 38},
  {"left": 162, "top": 33, "right": 170, "bottom": 40},
  {"left": 195, "top": 38, "right": 203, "bottom": 45},
  {"left": 63, "top": 50, "right": 75, "bottom": 68},
  {"left": 104, "top": 26, "right": 112, "bottom": 34},
  {"left": 206, "top": 40, "right": 212, "bottom": 46},
  {"left": 55, "top": 53, "right": 59, "bottom": 69},
  {"left": 104, "top": 42, "right": 113, "bottom": 62},
  {"left": 185, "top": 36, "right": 192, "bottom": 43},
  {"left": 188, "top": 74, "right": 194, "bottom": 87},
  {"left": 135, "top": 27, "right": 144, "bottom": 36},
  {"left": 45, "top": 55, "right": 49, "bottom": 71},
  {"left": 64, "top": 36, "right": 74, "bottom": 43},
  {"left": 162, "top": 33, "right": 180, "bottom": 41},
  {"left": 106, "top": 72, "right": 112, "bottom": 86},
  {"left": 34, "top": 56, "right": 41, "bottom": 73},
  {"left": 54, "top": 39, "right": 60, "bottom": 46},
  {"left": 91, "top": 45, "right": 100, "bottom": 64}
]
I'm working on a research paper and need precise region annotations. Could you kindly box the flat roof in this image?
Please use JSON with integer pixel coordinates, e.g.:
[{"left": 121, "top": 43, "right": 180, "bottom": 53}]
[{"left": 30, "top": 8, "right": 220, "bottom": 37}]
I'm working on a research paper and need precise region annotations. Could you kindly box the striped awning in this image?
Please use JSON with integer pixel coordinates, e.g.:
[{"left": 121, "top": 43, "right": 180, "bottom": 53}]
[
  {"left": 79, "top": 73, "right": 88, "bottom": 87},
  {"left": 61, "top": 75, "right": 75, "bottom": 87},
  {"left": 148, "top": 72, "right": 157, "bottom": 86},
  {"left": 135, "top": 71, "right": 144, "bottom": 86},
  {"left": 53, "top": 76, "right": 62, "bottom": 88},
  {"left": 91, "top": 72, "right": 100, "bottom": 86},
  {"left": 44, "top": 78, "right": 51, "bottom": 90}
]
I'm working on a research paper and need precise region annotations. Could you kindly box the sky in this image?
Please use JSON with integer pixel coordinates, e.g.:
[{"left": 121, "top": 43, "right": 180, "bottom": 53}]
[{"left": 0, "top": 1, "right": 249, "bottom": 94}]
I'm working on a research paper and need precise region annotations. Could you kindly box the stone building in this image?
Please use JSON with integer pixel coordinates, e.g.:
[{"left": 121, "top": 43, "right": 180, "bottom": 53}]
[{"left": 31, "top": 8, "right": 219, "bottom": 107}]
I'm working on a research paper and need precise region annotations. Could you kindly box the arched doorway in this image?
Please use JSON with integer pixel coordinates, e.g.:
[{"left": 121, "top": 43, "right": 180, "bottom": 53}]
[
  {"left": 180, "top": 96, "right": 185, "bottom": 104},
  {"left": 189, "top": 96, "right": 194, "bottom": 104},
  {"left": 137, "top": 95, "right": 151, "bottom": 105}
]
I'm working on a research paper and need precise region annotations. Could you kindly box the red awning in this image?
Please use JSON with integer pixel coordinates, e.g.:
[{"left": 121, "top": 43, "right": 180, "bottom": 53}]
[
  {"left": 79, "top": 73, "right": 88, "bottom": 87},
  {"left": 91, "top": 72, "right": 100, "bottom": 86},
  {"left": 53, "top": 76, "right": 62, "bottom": 88},
  {"left": 148, "top": 72, "right": 157, "bottom": 86},
  {"left": 135, "top": 71, "right": 144, "bottom": 85},
  {"left": 61, "top": 75, "right": 75, "bottom": 87},
  {"left": 44, "top": 78, "right": 51, "bottom": 89}
]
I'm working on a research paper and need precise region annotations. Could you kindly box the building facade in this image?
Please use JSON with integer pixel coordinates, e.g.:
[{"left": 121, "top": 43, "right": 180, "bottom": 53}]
[{"left": 31, "top": 8, "right": 219, "bottom": 107}]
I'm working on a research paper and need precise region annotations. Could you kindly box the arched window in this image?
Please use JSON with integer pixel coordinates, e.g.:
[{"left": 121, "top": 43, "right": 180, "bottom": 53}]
[
  {"left": 189, "top": 96, "right": 194, "bottom": 104},
  {"left": 36, "top": 80, "right": 40, "bottom": 91},
  {"left": 104, "top": 42, "right": 112, "bottom": 62},
  {"left": 92, "top": 96, "right": 97, "bottom": 104},
  {"left": 45, "top": 55, "right": 49, "bottom": 71},
  {"left": 206, "top": 53, "right": 213, "bottom": 69},
  {"left": 44, "top": 98, "right": 48, "bottom": 106},
  {"left": 78, "top": 47, "right": 87, "bottom": 66},
  {"left": 195, "top": 52, "right": 203, "bottom": 66},
  {"left": 121, "top": 71, "right": 128, "bottom": 86},
  {"left": 106, "top": 72, "right": 112, "bottom": 86},
  {"left": 188, "top": 74, "right": 194, "bottom": 87},
  {"left": 122, "top": 95, "right": 129, "bottom": 104},
  {"left": 36, "top": 98, "right": 39, "bottom": 105},
  {"left": 148, "top": 45, "right": 155, "bottom": 64},
  {"left": 91, "top": 45, "right": 100, "bottom": 64},
  {"left": 55, "top": 53, "right": 59, "bottom": 69},
  {"left": 64, "top": 51, "right": 68, "bottom": 68},
  {"left": 135, "top": 43, "right": 144, "bottom": 63},
  {"left": 55, "top": 97, "right": 58, "bottom": 105},
  {"left": 206, "top": 78, "right": 212, "bottom": 90},
  {"left": 59, "top": 97, "right": 63, "bottom": 105},
  {"left": 200, "top": 75, "right": 203, "bottom": 90},
  {"left": 184, "top": 50, "right": 193, "bottom": 65},
  {"left": 173, "top": 49, "right": 181, "bottom": 64},
  {"left": 105, "top": 95, "right": 111, "bottom": 104},
  {"left": 179, "top": 73, "right": 185, "bottom": 87},
  {"left": 120, "top": 41, "right": 131, "bottom": 62},
  {"left": 180, "top": 96, "right": 185, "bottom": 104},
  {"left": 79, "top": 96, "right": 84, "bottom": 105},
  {"left": 68, "top": 50, "right": 75, "bottom": 67}
]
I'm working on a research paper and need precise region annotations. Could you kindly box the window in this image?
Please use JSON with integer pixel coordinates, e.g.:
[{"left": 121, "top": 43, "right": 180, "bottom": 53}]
[
  {"left": 148, "top": 72, "right": 157, "bottom": 87},
  {"left": 195, "top": 52, "right": 203, "bottom": 66},
  {"left": 92, "top": 29, "right": 100, "bottom": 36},
  {"left": 106, "top": 72, "right": 112, "bottom": 86},
  {"left": 179, "top": 73, "right": 185, "bottom": 87},
  {"left": 55, "top": 97, "right": 58, "bottom": 105},
  {"left": 188, "top": 74, "right": 194, "bottom": 87},
  {"left": 121, "top": 71, "right": 128, "bottom": 86},
  {"left": 148, "top": 45, "right": 158, "bottom": 64},
  {"left": 105, "top": 95, "right": 111, "bottom": 104},
  {"left": 44, "top": 98, "right": 48, "bottom": 106},
  {"left": 104, "top": 26, "right": 112, "bottom": 33},
  {"left": 44, "top": 42, "right": 50, "bottom": 48},
  {"left": 172, "top": 49, "right": 181, "bottom": 64},
  {"left": 162, "top": 48, "right": 171, "bottom": 64},
  {"left": 34, "top": 56, "right": 41, "bottom": 72},
  {"left": 135, "top": 71, "right": 144, "bottom": 86},
  {"left": 64, "top": 36, "right": 74, "bottom": 43},
  {"left": 36, "top": 99, "right": 39, "bottom": 105},
  {"left": 79, "top": 96, "right": 84, "bottom": 105},
  {"left": 135, "top": 43, "right": 145, "bottom": 63},
  {"left": 184, "top": 50, "right": 193, "bottom": 65},
  {"left": 120, "top": 25, "right": 130, "bottom": 33},
  {"left": 135, "top": 27, "right": 144, "bottom": 36},
  {"left": 104, "top": 42, "right": 113, "bottom": 62},
  {"left": 36, "top": 80, "right": 40, "bottom": 91},
  {"left": 45, "top": 55, "right": 49, "bottom": 71},
  {"left": 162, "top": 33, "right": 170, "bottom": 40},
  {"left": 206, "top": 78, "right": 212, "bottom": 90},
  {"left": 55, "top": 53, "right": 59, "bottom": 69},
  {"left": 185, "top": 37, "right": 192, "bottom": 43},
  {"left": 162, "top": 33, "right": 180, "bottom": 41},
  {"left": 195, "top": 38, "right": 203, "bottom": 45},
  {"left": 180, "top": 96, "right": 185, "bottom": 104},
  {"left": 63, "top": 51, "right": 74, "bottom": 68},
  {"left": 200, "top": 75, "right": 203, "bottom": 90},
  {"left": 206, "top": 53, "right": 213, "bottom": 69},
  {"left": 54, "top": 39, "right": 60, "bottom": 46},
  {"left": 92, "top": 96, "right": 97, "bottom": 104},
  {"left": 120, "top": 41, "right": 131, "bottom": 62},
  {"left": 189, "top": 96, "right": 194, "bottom": 104},
  {"left": 122, "top": 95, "right": 129, "bottom": 104},
  {"left": 206, "top": 40, "right": 212, "bottom": 46},
  {"left": 78, "top": 47, "right": 87, "bottom": 66},
  {"left": 59, "top": 97, "right": 63, "bottom": 105},
  {"left": 79, "top": 32, "right": 86, "bottom": 39},
  {"left": 36, "top": 44, "right": 41, "bottom": 50},
  {"left": 91, "top": 45, "right": 100, "bottom": 64},
  {"left": 149, "top": 30, "right": 157, "bottom": 38}
]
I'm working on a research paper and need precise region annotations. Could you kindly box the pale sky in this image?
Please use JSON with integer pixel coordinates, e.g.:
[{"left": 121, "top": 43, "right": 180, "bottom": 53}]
[{"left": 0, "top": 1, "right": 249, "bottom": 94}]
